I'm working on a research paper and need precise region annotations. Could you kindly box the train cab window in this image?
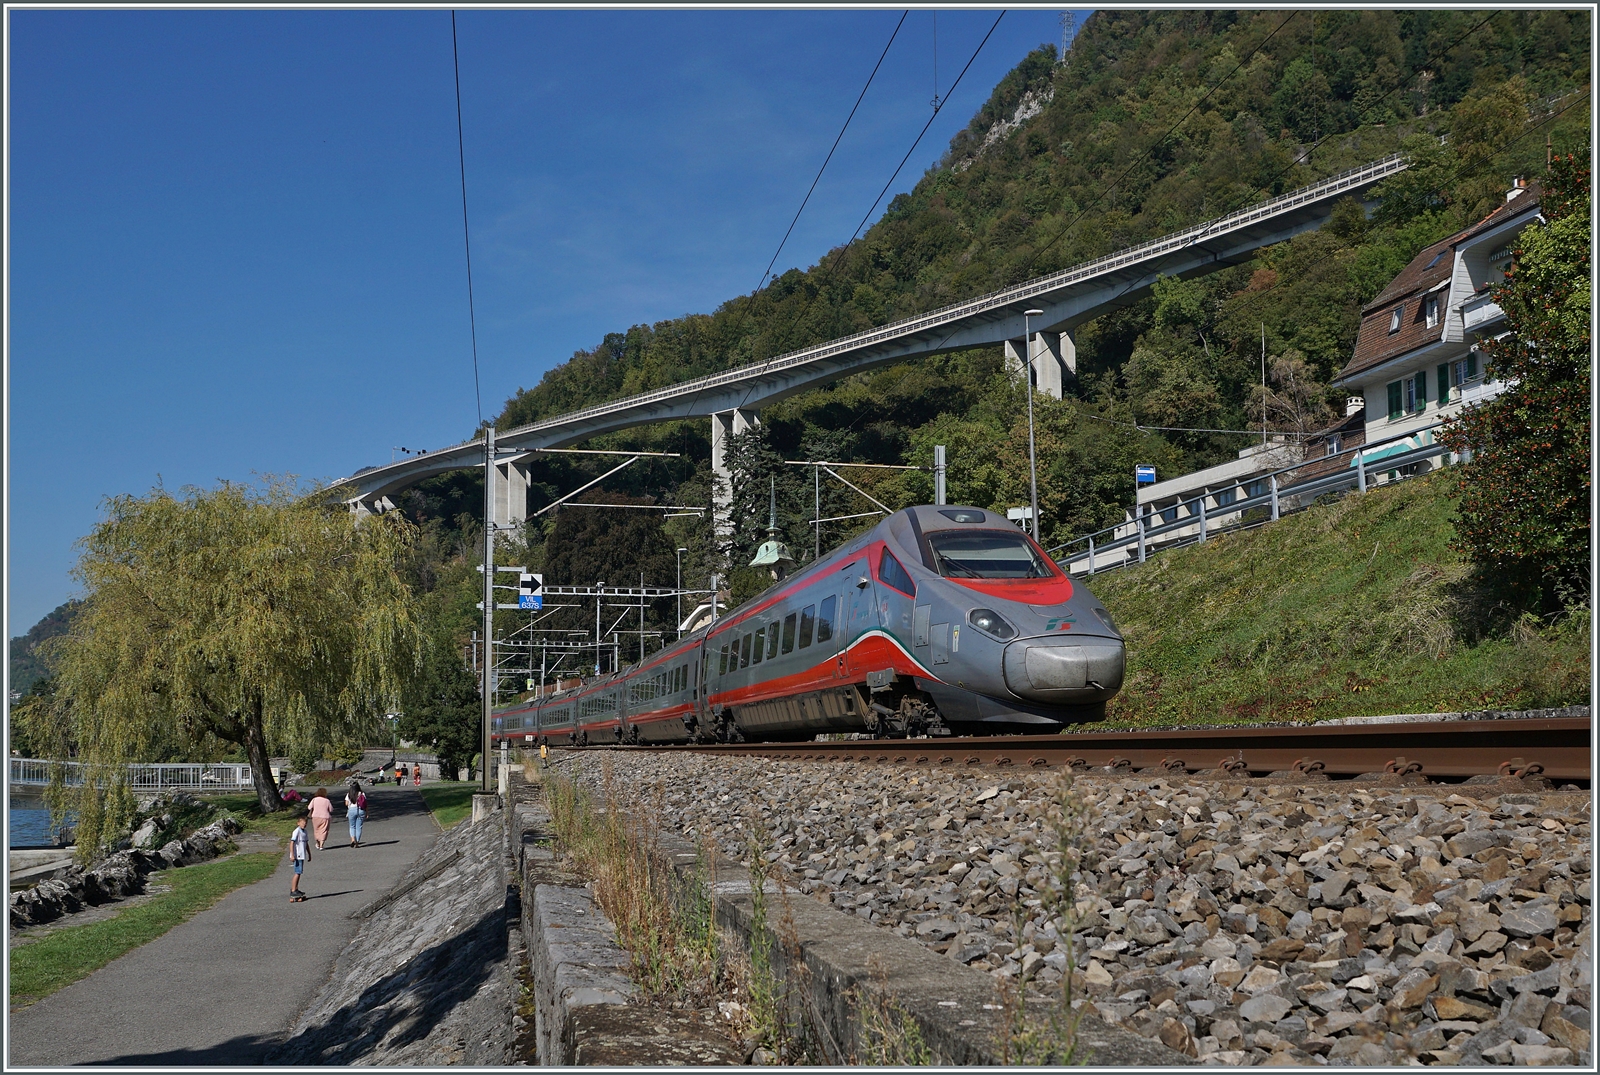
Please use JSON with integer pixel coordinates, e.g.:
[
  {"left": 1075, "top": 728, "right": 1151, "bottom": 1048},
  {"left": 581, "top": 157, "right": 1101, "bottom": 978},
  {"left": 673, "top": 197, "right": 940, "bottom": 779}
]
[
  {"left": 740, "top": 634, "right": 753, "bottom": 668},
  {"left": 926, "top": 531, "right": 1054, "bottom": 578},
  {"left": 752, "top": 626, "right": 765, "bottom": 664},
  {"left": 781, "top": 613, "right": 797, "bottom": 653},
  {"left": 798, "top": 605, "right": 816, "bottom": 648},
  {"left": 878, "top": 549, "right": 916, "bottom": 597},
  {"left": 766, "top": 624, "right": 780, "bottom": 660},
  {"left": 817, "top": 596, "right": 837, "bottom": 643}
]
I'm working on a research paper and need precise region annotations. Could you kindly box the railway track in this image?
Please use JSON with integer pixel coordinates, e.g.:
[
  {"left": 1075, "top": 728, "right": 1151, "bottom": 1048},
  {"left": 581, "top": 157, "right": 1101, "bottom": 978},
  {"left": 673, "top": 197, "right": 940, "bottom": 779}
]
[{"left": 612, "top": 717, "right": 1591, "bottom": 783}]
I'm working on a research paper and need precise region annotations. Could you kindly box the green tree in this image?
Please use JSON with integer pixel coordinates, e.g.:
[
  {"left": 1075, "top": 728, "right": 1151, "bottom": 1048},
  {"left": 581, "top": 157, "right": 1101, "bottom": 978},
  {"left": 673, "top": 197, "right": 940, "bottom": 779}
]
[
  {"left": 398, "top": 628, "right": 480, "bottom": 779},
  {"left": 1441, "top": 153, "right": 1591, "bottom": 606},
  {"left": 35, "top": 479, "right": 421, "bottom": 847}
]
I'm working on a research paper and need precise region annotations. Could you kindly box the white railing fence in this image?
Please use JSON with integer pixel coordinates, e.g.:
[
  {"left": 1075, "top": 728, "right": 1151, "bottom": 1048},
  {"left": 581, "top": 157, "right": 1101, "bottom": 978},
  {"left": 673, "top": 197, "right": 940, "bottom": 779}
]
[
  {"left": 10, "top": 758, "right": 254, "bottom": 791},
  {"left": 1051, "top": 423, "right": 1452, "bottom": 576}
]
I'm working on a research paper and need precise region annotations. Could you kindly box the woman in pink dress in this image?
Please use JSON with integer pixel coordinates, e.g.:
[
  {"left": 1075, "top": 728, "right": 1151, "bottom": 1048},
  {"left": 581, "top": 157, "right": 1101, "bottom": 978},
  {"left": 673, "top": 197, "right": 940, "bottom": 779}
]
[{"left": 309, "top": 787, "right": 334, "bottom": 850}]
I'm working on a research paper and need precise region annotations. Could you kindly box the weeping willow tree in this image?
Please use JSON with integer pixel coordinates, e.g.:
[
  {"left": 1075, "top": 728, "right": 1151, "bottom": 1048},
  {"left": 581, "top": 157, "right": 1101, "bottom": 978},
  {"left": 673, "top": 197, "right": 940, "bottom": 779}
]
[{"left": 32, "top": 479, "right": 422, "bottom": 853}]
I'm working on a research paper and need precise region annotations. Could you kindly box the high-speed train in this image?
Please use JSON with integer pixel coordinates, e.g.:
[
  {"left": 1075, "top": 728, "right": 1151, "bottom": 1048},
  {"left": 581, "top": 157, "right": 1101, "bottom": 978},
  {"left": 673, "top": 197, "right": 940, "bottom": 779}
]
[{"left": 491, "top": 505, "right": 1125, "bottom": 746}]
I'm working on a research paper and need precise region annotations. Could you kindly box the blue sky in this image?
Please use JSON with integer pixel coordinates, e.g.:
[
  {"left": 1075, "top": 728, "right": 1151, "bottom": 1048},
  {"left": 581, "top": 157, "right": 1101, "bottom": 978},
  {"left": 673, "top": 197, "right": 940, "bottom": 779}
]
[{"left": 6, "top": 7, "right": 1077, "bottom": 636}]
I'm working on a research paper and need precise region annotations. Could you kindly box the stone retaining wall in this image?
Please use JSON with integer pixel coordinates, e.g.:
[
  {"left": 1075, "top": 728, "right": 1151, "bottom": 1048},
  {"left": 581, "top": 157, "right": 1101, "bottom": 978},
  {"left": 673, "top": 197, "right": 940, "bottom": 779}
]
[{"left": 268, "top": 801, "right": 520, "bottom": 1066}]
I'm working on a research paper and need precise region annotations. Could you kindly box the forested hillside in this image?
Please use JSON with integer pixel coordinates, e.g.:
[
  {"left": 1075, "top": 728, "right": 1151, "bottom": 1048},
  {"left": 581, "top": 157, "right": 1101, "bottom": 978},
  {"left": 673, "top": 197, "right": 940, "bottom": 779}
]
[
  {"left": 391, "top": 9, "right": 1587, "bottom": 680},
  {"left": 8, "top": 600, "right": 80, "bottom": 697}
]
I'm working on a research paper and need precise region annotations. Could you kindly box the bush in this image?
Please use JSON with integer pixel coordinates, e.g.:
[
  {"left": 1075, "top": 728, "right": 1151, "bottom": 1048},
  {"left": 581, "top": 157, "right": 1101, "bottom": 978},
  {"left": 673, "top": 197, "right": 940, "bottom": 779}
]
[{"left": 287, "top": 743, "right": 320, "bottom": 775}]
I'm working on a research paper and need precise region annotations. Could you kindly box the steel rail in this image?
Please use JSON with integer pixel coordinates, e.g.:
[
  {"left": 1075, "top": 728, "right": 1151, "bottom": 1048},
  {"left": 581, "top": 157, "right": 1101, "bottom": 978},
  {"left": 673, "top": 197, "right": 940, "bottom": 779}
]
[{"left": 609, "top": 718, "right": 1590, "bottom": 782}]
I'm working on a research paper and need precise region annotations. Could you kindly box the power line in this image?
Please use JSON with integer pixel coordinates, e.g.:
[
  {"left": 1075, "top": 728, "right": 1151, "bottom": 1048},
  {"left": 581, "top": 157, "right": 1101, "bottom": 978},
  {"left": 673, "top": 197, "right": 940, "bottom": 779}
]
[
  {"left": 451, "top": 10, "right": 484, "bottom": 427},
  {"left": 730, "top": 10, "right": 1006, "bottom": 414},
  {"left": 753, "top": 11, "right": 908, "bottom": 302}
]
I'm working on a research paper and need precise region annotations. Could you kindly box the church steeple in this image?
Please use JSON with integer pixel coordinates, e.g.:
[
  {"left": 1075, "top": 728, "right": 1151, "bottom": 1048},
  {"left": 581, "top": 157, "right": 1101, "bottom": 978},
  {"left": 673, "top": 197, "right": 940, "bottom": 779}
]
[{"left": 748, "top": 477, "right": 796, "bottom": 580}]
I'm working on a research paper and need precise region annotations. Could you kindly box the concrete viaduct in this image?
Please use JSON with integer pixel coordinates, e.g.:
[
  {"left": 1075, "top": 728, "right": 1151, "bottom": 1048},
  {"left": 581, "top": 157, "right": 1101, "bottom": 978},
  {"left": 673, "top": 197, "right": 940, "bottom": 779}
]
[{"left": 339, "top": 154, "right": 1407, "bottom": 529}]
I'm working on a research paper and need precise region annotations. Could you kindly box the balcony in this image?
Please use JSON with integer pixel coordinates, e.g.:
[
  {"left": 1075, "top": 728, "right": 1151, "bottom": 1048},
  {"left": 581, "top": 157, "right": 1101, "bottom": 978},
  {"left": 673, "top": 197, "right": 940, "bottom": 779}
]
[{"left": 1461, "top": 291, "right": 1505, "bottom": 332}]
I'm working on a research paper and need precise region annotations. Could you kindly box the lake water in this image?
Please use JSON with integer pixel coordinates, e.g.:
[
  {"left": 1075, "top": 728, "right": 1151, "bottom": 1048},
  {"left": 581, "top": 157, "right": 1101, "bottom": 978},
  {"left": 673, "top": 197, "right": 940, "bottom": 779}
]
[{"left": 9, "top": 798, "right": 72, "bottom": 848}]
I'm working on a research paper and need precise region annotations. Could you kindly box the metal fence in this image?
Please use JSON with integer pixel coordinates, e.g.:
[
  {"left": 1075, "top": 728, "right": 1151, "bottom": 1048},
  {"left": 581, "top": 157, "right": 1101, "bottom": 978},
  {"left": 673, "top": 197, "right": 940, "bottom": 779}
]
[
  {"left": 9, "top": 757, "right": 254, "bottom": 791},
  {"left": 1050, "top": 423, "right": 1452, "bottom": 576}
]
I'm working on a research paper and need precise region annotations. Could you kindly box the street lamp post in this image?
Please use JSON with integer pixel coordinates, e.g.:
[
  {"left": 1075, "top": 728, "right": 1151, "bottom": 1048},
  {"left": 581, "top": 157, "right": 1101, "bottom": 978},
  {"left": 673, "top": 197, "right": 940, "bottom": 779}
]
[
  {"left": 1023, "top": 309, "right": 1044, "bottom": 542},
  {"left": 675, "top": 548, "right": 687, "bottom": 640}
]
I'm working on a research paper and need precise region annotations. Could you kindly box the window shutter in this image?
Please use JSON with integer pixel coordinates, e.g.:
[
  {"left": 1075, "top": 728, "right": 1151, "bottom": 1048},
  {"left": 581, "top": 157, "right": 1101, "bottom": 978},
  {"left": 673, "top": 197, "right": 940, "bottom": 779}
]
[
  {"left": 1437, "top": 364, "right": 1450, "bottom": 401},
  {"left": 1467, "top": 351, "right": 1478, "bottom": 379},
  {"left": 1387, "top": 381, "right": 1403, "bottom": 419}
]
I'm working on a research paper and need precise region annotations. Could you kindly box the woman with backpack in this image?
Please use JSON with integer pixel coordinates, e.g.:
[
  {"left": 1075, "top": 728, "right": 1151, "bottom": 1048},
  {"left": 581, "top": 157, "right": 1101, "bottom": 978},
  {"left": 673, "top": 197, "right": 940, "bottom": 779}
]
[{"left": 345, "top": 782, "right": 367, "bottom": 848}]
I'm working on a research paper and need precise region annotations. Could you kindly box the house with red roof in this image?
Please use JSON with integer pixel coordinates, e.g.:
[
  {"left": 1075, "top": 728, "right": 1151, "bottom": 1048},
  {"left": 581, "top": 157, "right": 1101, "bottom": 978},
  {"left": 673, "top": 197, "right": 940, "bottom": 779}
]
[{"left": 1331, "top": 179, "right": 1543, "bottom": 474}]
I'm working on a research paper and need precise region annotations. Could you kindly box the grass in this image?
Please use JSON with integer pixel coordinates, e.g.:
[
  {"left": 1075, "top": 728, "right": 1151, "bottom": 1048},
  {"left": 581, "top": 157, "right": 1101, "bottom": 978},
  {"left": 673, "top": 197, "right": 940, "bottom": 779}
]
[
  {"left": 1089, "top": 472, "right": 1591, "bottom": 728},
  {"left": 8, "top": 851, "right": 280, "bottom": 1007},
  {"left": 417, "top": 783, "right": 478, "bottom": 829}
]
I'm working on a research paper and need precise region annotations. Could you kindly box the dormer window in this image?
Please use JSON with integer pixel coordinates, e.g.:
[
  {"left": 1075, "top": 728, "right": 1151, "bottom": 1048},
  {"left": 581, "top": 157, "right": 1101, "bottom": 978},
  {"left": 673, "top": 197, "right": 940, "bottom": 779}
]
[
  {"left": 1389, "top": 305, "right": 1404, "bottom": 334},
  {"left": 1424, "top": 296, "right": 1441, "bottom": 329}
]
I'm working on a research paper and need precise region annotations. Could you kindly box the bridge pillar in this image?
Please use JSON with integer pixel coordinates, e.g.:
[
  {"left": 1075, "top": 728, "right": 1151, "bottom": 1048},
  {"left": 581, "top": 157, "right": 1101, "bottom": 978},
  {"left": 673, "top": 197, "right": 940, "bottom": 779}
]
[
  {"left": 1005, "top": 332, "right": 1075, "bottom": 400},
  {"left": 348, "top": 495, "right": 398, "bottom": 521},
  {"left": 711, "top": 408, "right": 759, "bottom": 539},
  {"left": 493, "top": 460, "right": 529, "bottom": 531}
]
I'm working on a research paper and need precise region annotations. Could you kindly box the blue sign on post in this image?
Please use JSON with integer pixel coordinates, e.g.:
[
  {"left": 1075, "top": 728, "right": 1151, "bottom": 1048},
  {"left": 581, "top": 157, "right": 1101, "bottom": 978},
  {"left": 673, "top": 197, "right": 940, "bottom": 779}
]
[
  {"left": 518, "top": 573, "right": 543, "bottom": 610},
  {"left": 1136, "top": 465, "right": 1157, "bottom": 485}
]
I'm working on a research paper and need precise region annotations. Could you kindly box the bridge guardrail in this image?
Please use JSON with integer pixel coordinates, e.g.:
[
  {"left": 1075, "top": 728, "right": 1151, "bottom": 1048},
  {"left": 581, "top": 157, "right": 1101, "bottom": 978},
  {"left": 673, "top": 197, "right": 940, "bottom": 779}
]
[
  {"left": 508, "top": 156, "right": 1408, "bottom": 429},
  {"left": 1050, "top": 423, "right": 1450, "bottom": 576},
  {"left": 345, "top": 155, "right": 1409, "bottom": 485}
]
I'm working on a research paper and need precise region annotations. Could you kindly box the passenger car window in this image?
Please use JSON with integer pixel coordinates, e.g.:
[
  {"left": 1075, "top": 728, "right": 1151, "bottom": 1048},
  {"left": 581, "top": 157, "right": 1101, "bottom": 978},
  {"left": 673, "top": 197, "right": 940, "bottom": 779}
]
[
  {"left": 740, "top": 634, "right": 752, "bottom": 668},
  {"left": 817, "top": 595, "right": 837, "bottom": 643},
  {"left": 781, "top": 613, "right": 797, "bottom": 653},
  {"left": 799, "top": 605, "right": 815, "bottom": 648},
  {"left": 752, "top": 626, "right": 765, "bottom": 664},
  {"left": 766, "top": 624, "right": 780, "bottom": 659},
  {"left": 878, "top": 549, "right": 916, "bottom": 597}
]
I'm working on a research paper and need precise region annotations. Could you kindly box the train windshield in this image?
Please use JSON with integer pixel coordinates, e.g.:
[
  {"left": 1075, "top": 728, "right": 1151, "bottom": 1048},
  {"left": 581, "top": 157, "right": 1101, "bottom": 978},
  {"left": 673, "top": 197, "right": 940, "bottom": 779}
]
[{"left": 926, "top": 531, "right": 1055, "bottom": 579}]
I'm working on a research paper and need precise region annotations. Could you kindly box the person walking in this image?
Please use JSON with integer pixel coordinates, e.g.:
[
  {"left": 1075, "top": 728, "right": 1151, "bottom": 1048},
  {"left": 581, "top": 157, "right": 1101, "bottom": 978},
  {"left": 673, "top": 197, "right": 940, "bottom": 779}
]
[
  {"left": 540, "top": 741, "right": 549, "bottom": 769},
  {"left": 344, "top": 784, "right": 365, "bottom": 848},
  {"left": 412, "top": 765, "right": 421, "bottom": 787},
  {"left": 289, "top": 812, "right": 311, "bottom": 902},
  {"left": 309, "top": 787, "right": 333, "bottom": 851}
]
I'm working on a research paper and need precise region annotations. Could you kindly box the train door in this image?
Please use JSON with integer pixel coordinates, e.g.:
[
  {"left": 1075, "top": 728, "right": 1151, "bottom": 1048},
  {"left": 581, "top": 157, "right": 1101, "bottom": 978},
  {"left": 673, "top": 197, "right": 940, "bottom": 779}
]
[{"left": 841, "top": 558, "right": 880, "bottom": 678}]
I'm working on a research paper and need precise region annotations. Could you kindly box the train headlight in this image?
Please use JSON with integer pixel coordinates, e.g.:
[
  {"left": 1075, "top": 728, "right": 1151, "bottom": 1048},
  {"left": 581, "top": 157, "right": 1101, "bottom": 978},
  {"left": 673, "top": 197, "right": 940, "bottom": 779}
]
[
  {"left": 1093, "top": 607, "right": 1120, "bottom": 635},
  {"left": 968, "top": 608, "right": 1017, "bottom": 641}
]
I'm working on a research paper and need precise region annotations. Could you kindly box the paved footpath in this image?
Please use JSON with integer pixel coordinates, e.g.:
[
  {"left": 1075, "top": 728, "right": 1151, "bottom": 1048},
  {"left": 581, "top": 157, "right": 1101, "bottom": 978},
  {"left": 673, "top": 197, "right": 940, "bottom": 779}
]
[{"left": 8, "top": 784, "right": 440, "bottom": 1066}]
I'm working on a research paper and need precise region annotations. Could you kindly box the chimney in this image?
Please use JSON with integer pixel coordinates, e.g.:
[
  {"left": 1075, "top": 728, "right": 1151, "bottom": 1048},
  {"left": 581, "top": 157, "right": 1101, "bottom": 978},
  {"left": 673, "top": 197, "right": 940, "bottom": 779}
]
[
  {"left": 1506, "top": 177, "right": 1527, "bottom": 203},
  {"left": 1346, "top": 396, "right": 1365, "bottom": 417}
]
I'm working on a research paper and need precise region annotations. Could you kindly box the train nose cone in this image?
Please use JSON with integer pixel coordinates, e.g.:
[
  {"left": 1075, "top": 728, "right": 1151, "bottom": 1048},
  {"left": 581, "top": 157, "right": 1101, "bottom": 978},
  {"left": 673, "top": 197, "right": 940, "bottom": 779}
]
[{"left": 1001, "top": 637, "right": 1125, "bottom": 702}]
